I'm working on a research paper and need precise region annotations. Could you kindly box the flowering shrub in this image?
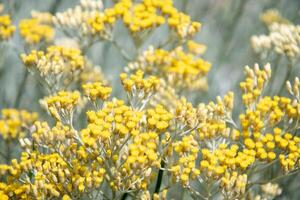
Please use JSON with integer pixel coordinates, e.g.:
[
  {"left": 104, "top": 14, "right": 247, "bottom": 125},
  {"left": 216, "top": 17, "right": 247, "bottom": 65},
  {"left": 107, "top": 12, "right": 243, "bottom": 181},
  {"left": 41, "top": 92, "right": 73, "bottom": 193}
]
[{"left": 0, "top": 0, "right": 299, "bottom": 200}]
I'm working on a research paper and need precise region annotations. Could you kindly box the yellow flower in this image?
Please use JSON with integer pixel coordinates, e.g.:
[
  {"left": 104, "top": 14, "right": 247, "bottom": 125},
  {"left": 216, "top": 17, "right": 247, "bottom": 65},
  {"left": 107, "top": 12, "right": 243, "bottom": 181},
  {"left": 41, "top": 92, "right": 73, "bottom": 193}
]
[
  {"left": 0, "top": 15, "right": 15, "bottom": 40},
  {"left": 43, "top": 91, "right": 80, "bottom": 121},
  {"left": 82, "top": 82, "right": 112, "bottom": 101},
  {"left": 0, "top": 109, "right": 38, "bottom": 140},
  {"left": 19, "top": 18, "right": 54, "bottom": 44}
]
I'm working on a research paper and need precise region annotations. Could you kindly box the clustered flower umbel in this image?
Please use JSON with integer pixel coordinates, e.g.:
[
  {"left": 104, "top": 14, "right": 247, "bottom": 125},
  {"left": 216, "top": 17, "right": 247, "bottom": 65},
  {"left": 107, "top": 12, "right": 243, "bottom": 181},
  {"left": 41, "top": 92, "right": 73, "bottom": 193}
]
[
  {"left": 19, "top": 16, "right": 54, "bottom": 45},
  {"left": 87, "top": 0, "right": 201, "bottom": 40},
  {"left": 251, "top": 9, "right": 300, "bottom": 59},
  {"left": 82, "top": 81, "right": 112, "bottom": 102},
  {"left": 52, "top": 0, "right": 202, "bottom": 51},
  {"left": 53, "top": 0, "right": 104, "bottom": 45},
  {"left": 21, "top": 46, "right": 86, "bottom": 91},
  {"left": 120, "top": 70, "right": 160, "bottom": 110},
  {"left": 125, "top": 41, "right": 211, "bottom": 93},
  {"left": 0, "top": 109, "right": 37, "bottom": 140},
  {"left": 42, "top": 91, "right": 81, "bottom": 123},
  {"left": 0, "top": 10, "right": 53, "bottom": 45},
  {"left": 20, "top": 45, "right": 107, "bottom": 93}
]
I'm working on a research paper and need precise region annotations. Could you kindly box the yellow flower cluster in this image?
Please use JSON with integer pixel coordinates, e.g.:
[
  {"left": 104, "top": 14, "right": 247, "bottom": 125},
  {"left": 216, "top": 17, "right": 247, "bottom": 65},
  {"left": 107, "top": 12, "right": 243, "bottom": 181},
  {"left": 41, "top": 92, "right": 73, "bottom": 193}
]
[
  {"left": 87, "top": 12, "right": 113, "bottom": 39},
  {"left": 121, "top": 131, "right": 160, "bottom": 191},
  {"left": 237, "top": 65, "right": 300, "bottom": 172},
  {"left": 53, "top": 0, "right": 103, "bottom": 41},
  {"left": 146, "top": 47, "right": 210, "bottom": 86},
  {"left": 82, "top": 99, "right": 144, "bottom": 147},
  {"left": 31, "top": 121, "right": 76, "bottom": 149},
  {"left": 239, "top": 96, "right": 294, "bottom": 133},
  {"left": 21, "top": 46, "right": 85, "bottom": 90},
  {"left": 88, "top": 0, "right": 201, "bottom": 39},
  {"left": 200, "top": 144, "right": 255, "bottom": 176},
  {"left": 0, "top": 15, "right": 15, "bottom": 40},
  {"left": 120, "top": 70, "right": 160, "bottom": 93},
  {"left": 0, "top": 109, "right": 38, "bottom": 140},
  {"left": 120, "top": 70, "right": 160, "bottom": 109},
  {"left": 240, "top": 64, "right": 271, "bottom": 107},
  {"left": 0, "top": 151, "right": 105, "bottom": 199},
  {"left": 155, "top": 64, "right": 300, "bottom": 198},
  {"left": 171, "top": 135, "right": 199, "bottom": 185},
  {"left": 175, "top": 97, "right": 200, "bottom": 129},
  {"left": 260, "top": 9, "right": 290, "bottom": 26},
  {"left": 19, "top": 18, "right": 54, "bottom": 44},
  {"left": 0, "top": 115, "right": 107, "bottom": 199},
  {"left": 43, "top": 91, "right": 80, "bottom": 122},
  {"left": 146, "top": 104, "right": 173, "bottom": 132},
  {"left": 239, "top": 129, "right": 299, "bottom": 185},
  {"left": 276, "top": 131, "right": 300, "bottom": 172},
  {"left": 195, "top": 92, "right": 234, "bottom": 140},
  {"left": 82, "top": 82, "right": 112, "bottom": 101},
  {"left": 22, "top": 46, "right": 85, "bottom": 75},
  {"left": 220, "top": 172, "right": 247, "bottom": 199},
  {"left": 127, "top": 45, "right": 211, "bottom": 92},
  {"left": 81, "top": 99, "right": 172, "bottom": 192}
]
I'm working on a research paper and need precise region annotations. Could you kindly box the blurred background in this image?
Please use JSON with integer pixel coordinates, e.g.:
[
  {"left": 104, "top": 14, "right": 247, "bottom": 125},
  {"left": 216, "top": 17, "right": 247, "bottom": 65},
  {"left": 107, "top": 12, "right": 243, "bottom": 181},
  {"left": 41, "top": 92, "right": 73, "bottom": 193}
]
[{"left": 0, "top": 0, "right": 300, "bottom": 199}]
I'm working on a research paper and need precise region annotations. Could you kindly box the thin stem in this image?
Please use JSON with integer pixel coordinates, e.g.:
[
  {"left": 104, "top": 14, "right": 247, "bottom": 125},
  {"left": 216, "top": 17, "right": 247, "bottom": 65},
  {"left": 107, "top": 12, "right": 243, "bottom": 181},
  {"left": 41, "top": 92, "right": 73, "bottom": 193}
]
[
  {"left": 120, "top": 192, "right": 128, "bottom": 200},
  {"left": 5, "top": 140, "right": 11, "bottom": 164},
  {"left": 49, "top": 0, "right": 63, "bottom": 14},
  {"left": 154, "top": 160, "right": 165, "bottom": 194},
  {"left": 14, "top": 70, "right": 29, "bottom": 108}
]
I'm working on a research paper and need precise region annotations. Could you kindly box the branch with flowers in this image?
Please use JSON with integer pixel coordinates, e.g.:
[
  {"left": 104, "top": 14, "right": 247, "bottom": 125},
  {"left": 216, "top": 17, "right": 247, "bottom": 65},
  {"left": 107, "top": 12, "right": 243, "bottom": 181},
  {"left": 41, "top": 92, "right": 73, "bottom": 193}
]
[{"left": 0, "top": 0, "right": 299, "bottom": 200}]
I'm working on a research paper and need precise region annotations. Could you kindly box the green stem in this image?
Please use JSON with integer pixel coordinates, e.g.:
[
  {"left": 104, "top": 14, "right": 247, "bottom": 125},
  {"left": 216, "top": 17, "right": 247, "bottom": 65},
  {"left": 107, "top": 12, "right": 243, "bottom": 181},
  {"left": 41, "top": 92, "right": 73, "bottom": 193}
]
[
  {"left": 154, "top": 160, "right": 165, "bottom": 194},
  {"left": 5, "top": 140, "right": 11, "bottom": 164},
  {"left": 49, "top": 0, "right": 63, "bottom": 14},
  {"left": 120, "top": 192, "right": 128, "bottom": 200},
  {"left": 14, "top": 70, "right": 29, "bottom": 108}
]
